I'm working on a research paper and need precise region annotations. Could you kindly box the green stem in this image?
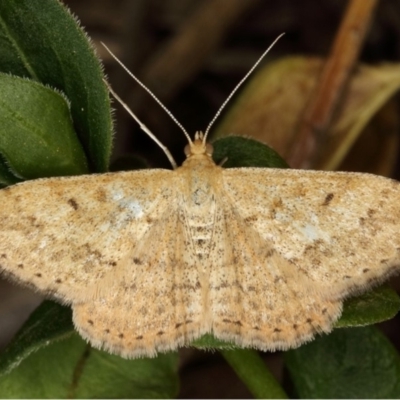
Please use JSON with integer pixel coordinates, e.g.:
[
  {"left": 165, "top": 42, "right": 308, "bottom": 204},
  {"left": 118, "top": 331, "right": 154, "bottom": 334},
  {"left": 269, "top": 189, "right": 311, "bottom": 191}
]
[{"left": 221, "top": 349, "right": 287, "bottom": 399}]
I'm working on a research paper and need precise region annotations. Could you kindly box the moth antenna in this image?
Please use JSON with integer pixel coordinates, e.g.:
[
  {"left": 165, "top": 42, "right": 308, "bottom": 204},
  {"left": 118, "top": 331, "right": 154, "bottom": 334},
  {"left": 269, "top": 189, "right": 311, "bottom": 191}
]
[
  {"left": 101, "top": 42, "right": 193, "bottom": 146},
  {"left": 203, "top": 33, "right": 285, "bottom": 144},
  {"left": 104, "top": 79, "right": 178, "bottom": 170}
]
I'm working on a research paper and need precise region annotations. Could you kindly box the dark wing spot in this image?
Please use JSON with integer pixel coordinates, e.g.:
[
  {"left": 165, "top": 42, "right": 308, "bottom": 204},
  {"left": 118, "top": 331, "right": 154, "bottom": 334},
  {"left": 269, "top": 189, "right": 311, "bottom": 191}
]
[
  {"left": 104, "top": 329, "right": 110, "bottom": 334},
  {"left": 253, "top": 326, "right": 260, "bottom": 331},
  {"left": 133, "top": 257, "right": 142, "bottom": 265},
  {"left": 95, "top": 188, "right": 107, "bottom": 202},
  {"left": 223, "top": 318, "right": 232, "bottom": 323},
  {"left": 367, "top": 277, "right": 377, "bottom": 285},
  {"left": 306, "top": 318, "right": 313, "bottom": 324},
  {"left": 108, "top": 261, "right": 117, "bottom": 267},
  {"left": 185, "top": 319, "right": 193, "bottom": 325},
  {"left": 68, "top": 198, "right": 79, "bottom": 210},
  {"left": 28, "top": 216, "right": 37, "bottom": 226},
  {"left": 215, "top": 281, "right": 229, "bottom": 290},
  {"left": 323, "top": 193, "right": 334, "bottom": 205},
  {"left": 368, "top": 208, "right": 376, "bottom": 217},
  {"left": 35, "top": 273, "right": 42, "bottom": 278},
  {"left": 55, "top": 279, "right": 62, "bottom": 283},
  {"left": 135, "top": 335, "right": 143, "bottom": 340},
  {"left": 363, "top": 268, "right": 370, "bottom": 273},
  {"left": 381, "top": 189, "right": 390, "bottom": 197},
  {"left": 1, "top": 254, "right": 7, "bottom": 259},
  {"left": 88, "top": 320, "right": 94, "bottom": 325},
  {"left": 266, "top": 249, "right": 276, "bottom": 258},
  {"left": 118, "top": 333, "right": 124, "bottom": 339},
  {"left": 157, "top": 331, "right": 165, "bottom": 336},
  {"left": 322, "top": 308, "right": 327, "bottom": 314},
  {"left": 343, "top": 275, "right": 352, "bottom": 279},
  {"left": 234, "top": 320, "right": 242, "bottom": 326},
  {"left": 274, "top": 328, "right": 282, "bottom": 333},
  {"left": 244, "top": 215, "right": 258, "bottom": 223},
  {"left": 18, "top": 264, "right": 24, "bottom": 269},
  {"left": 175, "top": 323, "right": 182, "bottom": 329},
  {"left": 293, "top": 324, "right": 298, "bottom": 330}
]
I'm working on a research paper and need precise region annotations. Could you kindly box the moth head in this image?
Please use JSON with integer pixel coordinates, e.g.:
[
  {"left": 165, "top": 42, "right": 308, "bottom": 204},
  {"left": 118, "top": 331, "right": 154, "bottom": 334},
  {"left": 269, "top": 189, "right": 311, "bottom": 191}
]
[{"left": 184, "top": 132, "right": 213, "bottom": 158}]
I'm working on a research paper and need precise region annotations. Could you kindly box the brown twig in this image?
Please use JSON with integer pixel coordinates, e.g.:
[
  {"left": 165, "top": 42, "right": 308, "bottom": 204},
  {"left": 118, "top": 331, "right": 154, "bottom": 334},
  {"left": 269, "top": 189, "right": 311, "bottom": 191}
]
[{"left": 288, "top": 0, "right": 379, "bottom": 169}]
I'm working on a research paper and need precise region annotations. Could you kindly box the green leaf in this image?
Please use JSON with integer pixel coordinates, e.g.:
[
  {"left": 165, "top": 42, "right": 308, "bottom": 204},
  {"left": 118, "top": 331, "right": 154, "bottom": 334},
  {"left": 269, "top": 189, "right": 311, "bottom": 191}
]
[
  {"left": 0, "top": 152, "right": 22, "bottom": 187},
  {"left": 337, "top": 285, "right": 400, "bottom": 328},
  {"left": 0, "top": 302, "right": 179, "bottom": 399},
  {"left": 0, "top": 0, "right": 112, "bottom": 172},
  {"left": 213, "top": 136, "right": 289, "bottom": 168},
  {"left": 0, "top": 73, "right": 88, "bottom": 180},
  {"left": 285, "top": 326, "right": 400, "bottom": 398},
  {"left": 191, "top": 333, "right": 236, "bottom": 350},
  {"left": 0, "top": 301, "right": 74, "bottom": 377},
  {"left": 0, "top": 334, "right": 179, "bottom": 399}
]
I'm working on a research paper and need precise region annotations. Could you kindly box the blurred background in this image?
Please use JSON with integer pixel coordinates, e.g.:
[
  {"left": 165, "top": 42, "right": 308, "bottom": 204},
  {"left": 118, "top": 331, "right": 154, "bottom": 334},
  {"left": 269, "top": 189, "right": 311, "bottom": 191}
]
[
  {"left": 2, "top": 0, "right": 400, "bottom": 397},
  {"left": 68, "top": 0, "right": 400, "bottom": 172}
]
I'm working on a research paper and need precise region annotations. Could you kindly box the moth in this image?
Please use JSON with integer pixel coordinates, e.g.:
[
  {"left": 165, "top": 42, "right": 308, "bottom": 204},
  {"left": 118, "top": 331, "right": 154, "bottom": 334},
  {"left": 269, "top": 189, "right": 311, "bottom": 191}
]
[{"left": 0, "top": 37, "right": 399, "bottom": 358}]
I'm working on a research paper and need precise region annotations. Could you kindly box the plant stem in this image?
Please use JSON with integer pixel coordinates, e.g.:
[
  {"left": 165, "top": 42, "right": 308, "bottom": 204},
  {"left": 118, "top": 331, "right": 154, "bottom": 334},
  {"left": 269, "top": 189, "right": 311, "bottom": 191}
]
[{"left": 221, "top": 349, "right": 287, "bottom": 399}]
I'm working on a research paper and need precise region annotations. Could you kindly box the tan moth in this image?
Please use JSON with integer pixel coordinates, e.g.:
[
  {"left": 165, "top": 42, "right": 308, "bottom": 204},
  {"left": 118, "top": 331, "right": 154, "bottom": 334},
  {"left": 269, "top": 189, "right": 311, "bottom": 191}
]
[{"left": 1, "top": 36, "right": 400, "bottom": 359}]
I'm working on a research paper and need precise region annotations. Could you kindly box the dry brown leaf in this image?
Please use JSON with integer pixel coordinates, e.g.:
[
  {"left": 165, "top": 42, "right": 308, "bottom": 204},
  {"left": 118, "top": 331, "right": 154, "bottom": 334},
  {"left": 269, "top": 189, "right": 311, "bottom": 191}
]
[{"left": 212, "top": 57, "right": 400, "bottom": 174}]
